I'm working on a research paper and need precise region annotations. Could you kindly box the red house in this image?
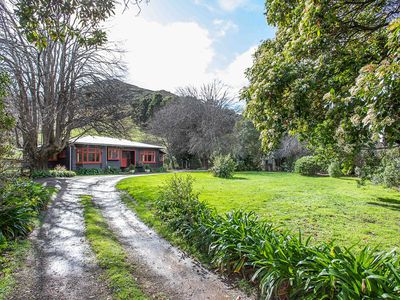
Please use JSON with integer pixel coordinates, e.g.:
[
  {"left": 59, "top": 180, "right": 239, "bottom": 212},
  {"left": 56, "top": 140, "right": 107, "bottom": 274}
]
[{"left": 49, "top": 136, "right": 165, "bottom": 171}]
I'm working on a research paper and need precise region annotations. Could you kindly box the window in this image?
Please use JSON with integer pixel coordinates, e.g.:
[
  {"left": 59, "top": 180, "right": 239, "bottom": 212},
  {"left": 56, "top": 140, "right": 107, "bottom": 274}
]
[
  {"left": 107, "top": 147, "right": 121, "bottom": 160},
  {"left": 140, "top": 150, "right": 156, "bottom": 163},
  {"left": 76, "top": 146, "right": 102, "bottom": 164}
]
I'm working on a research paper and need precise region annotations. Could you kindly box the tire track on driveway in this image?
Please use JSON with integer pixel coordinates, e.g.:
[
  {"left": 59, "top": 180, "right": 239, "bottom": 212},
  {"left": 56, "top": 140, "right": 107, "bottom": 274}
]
[
  {"left": 10, "top": 177, "right": 112, "bottom": 300},
  {"left": 90, "top": 175, "right": 253, "bottom": 300}
]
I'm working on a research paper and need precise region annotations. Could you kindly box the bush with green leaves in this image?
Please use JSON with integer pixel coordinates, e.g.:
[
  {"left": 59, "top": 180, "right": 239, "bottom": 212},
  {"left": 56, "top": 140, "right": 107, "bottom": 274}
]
[
  {"left": 31, "top": 165, "right": 76, "bottom": 178},
  {"left": 328, "top": 161, "right": 342, "bottom": 178},
  {"left": 294, "top": 156, "right": 322, "bottom": 176},
  {"left": 210, "top": 154, "right": 236, "bottom": 178},
  {"left": 0, "top": 179, "right": 53, "bottom": 244},
  {"left": 155, "top": 175, "right": 400, "bottom": 299}
]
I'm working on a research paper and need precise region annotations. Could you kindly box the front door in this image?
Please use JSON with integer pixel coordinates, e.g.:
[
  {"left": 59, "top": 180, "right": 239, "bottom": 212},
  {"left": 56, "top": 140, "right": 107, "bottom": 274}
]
[
  {"left": 121, "top": 151, "right": 130, "bottom": 168},
  {"left": 121, "top": 151, "right": 135, "bottom": 168}
]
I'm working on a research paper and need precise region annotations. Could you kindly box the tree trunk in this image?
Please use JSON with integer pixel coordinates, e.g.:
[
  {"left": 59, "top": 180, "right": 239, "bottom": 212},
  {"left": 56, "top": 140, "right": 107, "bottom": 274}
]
[{"left": 31, "top": 155, "right": 49, "bottom": 171}]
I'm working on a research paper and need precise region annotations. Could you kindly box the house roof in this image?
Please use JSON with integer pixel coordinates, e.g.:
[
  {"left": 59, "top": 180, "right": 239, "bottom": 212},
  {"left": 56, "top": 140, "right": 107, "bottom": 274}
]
[{"left": 69, "top": 136, "right": 163, "bottom": 149}]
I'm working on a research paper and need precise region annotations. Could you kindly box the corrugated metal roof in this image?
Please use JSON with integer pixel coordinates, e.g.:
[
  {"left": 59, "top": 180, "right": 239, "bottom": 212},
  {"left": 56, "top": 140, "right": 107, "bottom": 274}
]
[{"left": 69, "top": 136, "right": 163, "bottom": 149}]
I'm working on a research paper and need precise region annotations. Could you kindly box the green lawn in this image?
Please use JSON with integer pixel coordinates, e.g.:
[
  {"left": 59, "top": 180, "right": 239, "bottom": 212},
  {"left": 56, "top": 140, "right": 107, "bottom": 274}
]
[{"left": 117, "top": 172, "right": 400, "bottom": 250}]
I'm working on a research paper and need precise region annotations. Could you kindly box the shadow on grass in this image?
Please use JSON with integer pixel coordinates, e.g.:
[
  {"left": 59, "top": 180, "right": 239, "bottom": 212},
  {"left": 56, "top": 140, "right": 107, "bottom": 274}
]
[
  {"left": 231, "top": 176, "right": 248, "bottom": 180},
  {"left": 367, "top": 197, "right": 400, "bottom": 211}
]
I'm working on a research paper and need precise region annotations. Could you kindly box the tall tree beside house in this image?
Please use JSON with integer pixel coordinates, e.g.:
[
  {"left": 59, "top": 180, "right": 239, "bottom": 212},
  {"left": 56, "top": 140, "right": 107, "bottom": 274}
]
[
  {"left": 243, "top": 0, "right": 400, "bottom": 163},
  {"left": 0, "top": 1, "right": 134, "bottom": 170}
]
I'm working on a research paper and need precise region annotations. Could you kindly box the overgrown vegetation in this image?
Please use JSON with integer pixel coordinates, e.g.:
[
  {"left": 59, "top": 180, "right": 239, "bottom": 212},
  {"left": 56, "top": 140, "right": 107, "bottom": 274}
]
[
  {"left": 358, "top": 148, "right": 400, "bottom": 189},
  {"left": 210, "top": 154, "right": 236, "bottom": 178},
  {"left": 80, "top": 195, "right": 147, "bottom": 300},
  {"left": 0, "top": 179, "right": 54, "bottom": 298},
  {"left": 0, "top": 179, "right": 53, "bottom": 244},
  {"left": 153, "top": 175, "right": 400, "bottom": 299}
]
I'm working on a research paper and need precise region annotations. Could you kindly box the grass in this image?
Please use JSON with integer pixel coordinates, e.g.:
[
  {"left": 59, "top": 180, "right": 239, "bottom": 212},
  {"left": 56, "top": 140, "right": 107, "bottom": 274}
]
[
  {"left": 117, "top": 171, "right": 400, "bottom": 251},
  {"left": 80, "top": 195, "right": 147, "bottom": 300},
  {"left": 0, "top": 240, "right": 30, "bottom": 300}
]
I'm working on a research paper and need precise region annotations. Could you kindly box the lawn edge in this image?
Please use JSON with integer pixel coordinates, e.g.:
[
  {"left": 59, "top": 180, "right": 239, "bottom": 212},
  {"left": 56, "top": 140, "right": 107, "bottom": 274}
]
[{"left": 118, "top": 190, "right": 256, "bottom": 296}]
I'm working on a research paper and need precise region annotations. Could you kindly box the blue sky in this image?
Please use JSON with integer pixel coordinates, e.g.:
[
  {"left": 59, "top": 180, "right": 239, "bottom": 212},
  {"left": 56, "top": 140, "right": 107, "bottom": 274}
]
[{"left": 108, "top": 0, "right": 275, "bottom": 95}]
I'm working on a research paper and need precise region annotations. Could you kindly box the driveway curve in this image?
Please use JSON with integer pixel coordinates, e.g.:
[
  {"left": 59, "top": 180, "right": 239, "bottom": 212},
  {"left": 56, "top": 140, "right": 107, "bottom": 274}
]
[{"left": 11, "top": 175, "right": 251, "bottom": 300}]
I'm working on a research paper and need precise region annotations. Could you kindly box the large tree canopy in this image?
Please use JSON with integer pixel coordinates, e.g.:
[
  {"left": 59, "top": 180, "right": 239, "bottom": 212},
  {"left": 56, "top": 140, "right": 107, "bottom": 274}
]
[
  {"left": 0, "top": 1, "right": 127, "bottom": 169},
  {"left": 243, "top": 0, "right": 399, "bottom": 160},
  {"left": 14, "top": 0, "right": 147, "bottom": 48}
]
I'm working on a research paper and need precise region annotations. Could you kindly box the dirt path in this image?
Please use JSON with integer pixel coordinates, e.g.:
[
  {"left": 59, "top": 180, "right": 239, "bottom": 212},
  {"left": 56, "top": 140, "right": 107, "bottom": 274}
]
[
  {"left": 88, "top": 175, "right": 252, "bottom": 300},
  {"left": 10, "top": 177, "right": 112, "bottom": 300},
  {"left": 11, "top": 175, "right": 252, "bottom": 300}
]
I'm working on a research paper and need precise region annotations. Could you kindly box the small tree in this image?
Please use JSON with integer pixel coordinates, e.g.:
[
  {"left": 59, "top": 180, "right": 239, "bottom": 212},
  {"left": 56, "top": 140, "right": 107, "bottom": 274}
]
[
  {"left": 210, "top": 154, "right": 236, "bottom": 179},
  {"left": 328, "top": 161, "right": 342, "bottom": 178}
]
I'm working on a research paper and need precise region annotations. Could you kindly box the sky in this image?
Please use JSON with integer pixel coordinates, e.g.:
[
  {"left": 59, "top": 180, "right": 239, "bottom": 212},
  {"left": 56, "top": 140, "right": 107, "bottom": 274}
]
[{"left": 107, "top": 0, "right": 275, "bottom": 96}]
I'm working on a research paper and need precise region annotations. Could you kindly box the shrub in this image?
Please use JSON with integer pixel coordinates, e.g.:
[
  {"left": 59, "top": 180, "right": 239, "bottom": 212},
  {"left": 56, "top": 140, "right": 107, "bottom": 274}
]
[
  {"left": 31, "top": 170, "right": 51, "bottom": 178},
  {"left": 75, "top": 168, "right": 102, "bottom": 175},
  {"left": 103, "top": 167, "right": 119, "bottom": 175},
  {"left": 210, "top": 154, "right": 236, "bottom": 178},
  {"left": 328, "top": 161, "right": 342, "bottom": 178},
  {"left": 31, "top": 165, "right": 76, "bottom": 178},
  {"left": 360, "top": 149, "right": 400, "bottom": 188},
  {"left": 75, "top": 168, "right": 119, "bottom": 175},
  {"left": 0, "top": 179, "right": 53, "bottom": 243},
  {"left": 48, "top": 170, "right": 76, "bottom": 177},
  {"left": 294, "top": 156, "right": 322, "bottom": 176}
]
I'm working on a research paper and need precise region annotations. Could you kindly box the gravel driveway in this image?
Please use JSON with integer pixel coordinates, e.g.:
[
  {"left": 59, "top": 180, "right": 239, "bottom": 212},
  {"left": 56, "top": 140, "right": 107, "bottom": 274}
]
[{"left": 10, "top": 175, "right": 252, "bottom": 300}]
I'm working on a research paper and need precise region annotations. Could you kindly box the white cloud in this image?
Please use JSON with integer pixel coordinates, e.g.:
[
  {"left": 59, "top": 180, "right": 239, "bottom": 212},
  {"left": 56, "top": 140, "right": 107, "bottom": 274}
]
[
  {"left": 216, "top": 46, "right": 256, "bottom": 97},
  {"left": 218, "top": 0, "right": 247, "bottom": 11},
  {"left": 213, "top": 19, "right": 238, "bottom": 37},
  {"left": 193, "top": 0, "right": 216, "bottom": 12},
  {"left": 108, "top": 15, "right": 255, "bottom": 97},
  {"left": 109, "top": 16, "right": 215, "bottom": 91}
]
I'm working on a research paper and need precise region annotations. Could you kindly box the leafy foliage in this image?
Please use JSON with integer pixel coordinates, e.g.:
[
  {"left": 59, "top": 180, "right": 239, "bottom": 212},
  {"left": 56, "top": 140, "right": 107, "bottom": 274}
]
[
  {"left": 0, "top": 180, "right": 53, "bottom": 244},
  {"left": 210, "top": 154, "right": 236, "bottom": 178},
  {"left": 357, "top": 148, "right": 400, "bottom": 188},
  {"left": 328, "top": 161, "right": 342, "bottom": 178},
  {"left": 14, "top": 0, "right": 147, "bottom": 49},
  {"left": 155, "top": 175, "right": 400, "bottom": 299},
  {"left": 294, "top": 156, "right": 323, "bottom": 176},
  {"left": 243, "top": 1, "right": 400, "bottom": 161}
]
